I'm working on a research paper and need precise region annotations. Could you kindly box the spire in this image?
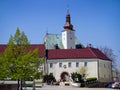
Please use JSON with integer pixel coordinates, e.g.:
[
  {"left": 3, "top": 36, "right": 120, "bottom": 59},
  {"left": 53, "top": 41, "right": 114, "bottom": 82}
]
[{"left": 63, "top": 9, "right": 73, "bottom": 30}]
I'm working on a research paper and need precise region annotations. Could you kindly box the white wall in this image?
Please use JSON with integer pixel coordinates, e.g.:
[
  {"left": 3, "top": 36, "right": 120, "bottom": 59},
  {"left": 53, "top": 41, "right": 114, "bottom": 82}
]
[
  {"left": 47, "top": 58, "right": 112, "bottom": 82},
  {"left": 47, "top": 59, "right": 99, "bottom": 81},
  {"left": 86, "top": 61, "right": 98, "bottom": 78},
  {"left": 62, "top": 29, "right": 75, "bottom": 49},
  {"left": 98, "top": 59, "right": 112, "bottom": 82}
]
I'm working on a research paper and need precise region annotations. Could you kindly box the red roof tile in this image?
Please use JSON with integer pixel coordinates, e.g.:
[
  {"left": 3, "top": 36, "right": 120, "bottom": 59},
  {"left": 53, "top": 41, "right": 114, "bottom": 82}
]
[
  {"left": 47, "top": 47, "right": 110, "bottom": 61},
  {"left": 0, "top": 44, "right": 110, "bottom": 61},
  {"left": 29, "top": 44, "right": 45, "bottom": 57},
  {"left": 0, "top": 44, "right": 7, "bottom": 53},
  {"left": 0, "top": 44, "right": 45, "bottom": 57}
]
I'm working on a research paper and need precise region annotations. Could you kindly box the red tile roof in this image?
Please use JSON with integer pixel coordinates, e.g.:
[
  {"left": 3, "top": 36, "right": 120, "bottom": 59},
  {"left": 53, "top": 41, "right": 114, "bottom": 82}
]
[
  {"left": 47, "top": 47, "right": 111, "bottom": 61},
  {"left": 0, "top": 44, "right": 7, "bottom": 53},
  {"left": 0, "top": 44, "right": 110, "bottom": 61},
  {"left": 29, "top": 44, "right": 45, "bottom": 57},
  {"left": 0, "top": 44, "right": 45, "bottom": 57}
]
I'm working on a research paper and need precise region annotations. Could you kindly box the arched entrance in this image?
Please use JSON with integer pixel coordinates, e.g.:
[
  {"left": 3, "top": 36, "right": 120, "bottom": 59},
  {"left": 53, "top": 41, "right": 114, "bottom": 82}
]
[{"left": 60, "top": 72, "right": 69, "bottom": 82}]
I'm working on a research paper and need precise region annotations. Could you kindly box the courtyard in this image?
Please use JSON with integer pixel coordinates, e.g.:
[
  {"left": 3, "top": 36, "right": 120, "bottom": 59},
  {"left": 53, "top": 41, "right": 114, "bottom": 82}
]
[{"left": 24, "top": 85, "right": 114, "bottom": 90}]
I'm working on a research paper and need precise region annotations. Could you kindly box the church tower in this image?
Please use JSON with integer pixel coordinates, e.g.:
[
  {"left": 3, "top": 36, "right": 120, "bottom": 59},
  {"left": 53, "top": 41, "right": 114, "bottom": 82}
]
[{"left": 62, "top": 11, "right": 75, "bottom": 49}]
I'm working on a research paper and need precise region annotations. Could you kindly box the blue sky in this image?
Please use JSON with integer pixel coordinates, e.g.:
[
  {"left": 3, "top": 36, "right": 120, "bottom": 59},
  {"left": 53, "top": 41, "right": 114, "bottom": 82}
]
[{"left": 0, "top": 0, "right": 120, "bottom": 68}]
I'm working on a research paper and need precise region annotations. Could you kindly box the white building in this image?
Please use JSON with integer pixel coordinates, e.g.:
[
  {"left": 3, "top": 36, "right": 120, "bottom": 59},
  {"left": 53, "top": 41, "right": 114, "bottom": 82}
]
[
  {"left": 46, "top": 48, "right": 112, "bottom": 82},
  {"left": 43, "top": 11, "right": 112, "bottom": 82}
]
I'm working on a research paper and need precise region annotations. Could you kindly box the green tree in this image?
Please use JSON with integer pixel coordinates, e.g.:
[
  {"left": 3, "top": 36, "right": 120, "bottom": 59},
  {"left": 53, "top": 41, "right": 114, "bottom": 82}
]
[
  {"left": 0, "top": 53, "right": 9, "bottom": 80},
  {"left": 0, "top": 28, "right": 44, "bottom": 90}
]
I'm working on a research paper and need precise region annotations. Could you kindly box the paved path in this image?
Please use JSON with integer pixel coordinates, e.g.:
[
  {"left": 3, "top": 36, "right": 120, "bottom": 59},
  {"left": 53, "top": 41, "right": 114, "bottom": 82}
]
[
  {"left": 24, "top": 85, "right": 114, "bottom": 90},
  {"left": 0, "top": 81, "right": 115, "bottom": 90}
]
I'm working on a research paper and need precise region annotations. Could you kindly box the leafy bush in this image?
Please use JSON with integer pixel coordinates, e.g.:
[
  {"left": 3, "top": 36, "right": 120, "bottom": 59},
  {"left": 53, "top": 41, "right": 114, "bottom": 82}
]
[
  {"left": 35, "top": 71, "right": 43, "bottom": 79},
  {"left": 71, "top": 72, "right": 83, "bottom": 83},
  {"left": 43, "top": 73, "right": 56, "bottom": 84},
  {"left": 86, "top": 77, "right": 97, "bottom": 82}
]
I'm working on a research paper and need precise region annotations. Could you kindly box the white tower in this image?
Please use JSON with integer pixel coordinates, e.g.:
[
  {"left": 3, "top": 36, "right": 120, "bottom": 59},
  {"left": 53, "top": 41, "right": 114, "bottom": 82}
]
[{"left": 62, "top": 11, "right": 75, "bottom": 49}]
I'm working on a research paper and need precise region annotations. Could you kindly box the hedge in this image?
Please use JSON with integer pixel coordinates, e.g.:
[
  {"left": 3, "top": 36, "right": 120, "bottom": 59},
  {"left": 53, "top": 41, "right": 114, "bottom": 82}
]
[{"left": 86, "top": 77, "right": 97, "bottom": 82}]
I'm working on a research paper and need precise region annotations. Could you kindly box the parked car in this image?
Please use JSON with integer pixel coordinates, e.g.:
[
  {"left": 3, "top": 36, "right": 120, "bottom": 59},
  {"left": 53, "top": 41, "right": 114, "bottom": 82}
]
[
  {"left": 105, "top": 82, "right": 113, "bottom": 88},
  {"left": 112, "top": 82, "right": 120, "bottom": 89}
]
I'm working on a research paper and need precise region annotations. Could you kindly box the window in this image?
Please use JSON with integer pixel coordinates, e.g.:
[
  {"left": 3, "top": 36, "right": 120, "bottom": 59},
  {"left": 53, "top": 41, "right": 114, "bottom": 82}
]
[
  {"left": 104, "top": 64, "right": 106, "bottom": 68},
  {"left": 84, "top": 62, "right": 87, "bottom": 67},
  {"left": 59, "top": 62, "right": 62, "bottom": 68},
  {"left": 76, "top": 62, "right": 79, "bottom": 67},
  {"left": 50, "top": 63, "right": 53, "bottom": 68},
  {"left": 68, "top": 62, "right": 71, "bottom": 68},
  {"left": 104, "top": 74, "right": 106, "bottom": 78},
  {"left": 107, "top": 64, "right": 109, "bottom": 68}
]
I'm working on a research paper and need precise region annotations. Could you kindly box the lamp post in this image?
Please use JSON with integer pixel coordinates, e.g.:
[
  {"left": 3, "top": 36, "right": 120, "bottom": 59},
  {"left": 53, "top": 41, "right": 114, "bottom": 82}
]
[
  {"left": 31, "top": 76, "right": 35, "bottom": 90},
  {"left": 84, "top": 79, "right": 86, "bottom": 87},
  {"left": 33, "top": 79, "right": 35, "bottom": 90}
]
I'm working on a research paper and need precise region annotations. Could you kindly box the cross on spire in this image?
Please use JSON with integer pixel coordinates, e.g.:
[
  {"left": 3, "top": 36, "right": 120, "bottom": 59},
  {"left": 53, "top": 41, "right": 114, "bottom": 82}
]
[{"left": 67, "top": 4, "right": 69, "bottom": 14}]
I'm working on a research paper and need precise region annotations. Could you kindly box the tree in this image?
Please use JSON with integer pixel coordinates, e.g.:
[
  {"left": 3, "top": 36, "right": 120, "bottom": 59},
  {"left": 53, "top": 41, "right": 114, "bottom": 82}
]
[
  {"left": 0, "top": 28, "right": 44, "bottom": 90},
  {"left": 43, "top": 73, "right": 56, "bottom": 84},
  {"left": 77, "top": 66, "right": 88, "bottom": 79},
  {"left": 98, "top": 46, "right": 116, "bottom": 68},
  {"left": 0, "top": 53, "right": 9, "bottom": 80}
]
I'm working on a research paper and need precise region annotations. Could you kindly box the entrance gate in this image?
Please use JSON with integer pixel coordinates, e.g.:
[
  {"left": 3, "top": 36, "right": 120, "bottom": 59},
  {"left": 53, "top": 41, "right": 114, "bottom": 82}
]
[{"left": 60, "top": 72, "right": 69, "bottom": 82}]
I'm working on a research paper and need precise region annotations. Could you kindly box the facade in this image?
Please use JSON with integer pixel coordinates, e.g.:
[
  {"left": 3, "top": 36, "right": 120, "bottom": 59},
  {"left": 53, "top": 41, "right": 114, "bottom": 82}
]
[
  {"left": 47, "top": 48, "right": 112, "bottom": 82},
  {"left": 0, "top": 11, "right": 112, "bottom": 82},
  {"left": 43, "top": 11, "right": 112, "bottom": 82}
]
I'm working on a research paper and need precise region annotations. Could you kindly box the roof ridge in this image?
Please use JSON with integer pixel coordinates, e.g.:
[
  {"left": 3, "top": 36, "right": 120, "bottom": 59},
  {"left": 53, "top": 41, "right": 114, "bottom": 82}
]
[
  {"left": 31, "top": 44, "right": 44, "bottom": 45},
  {"left": 88, "top": 47, "right": 98, "bottom": 58},
  {"left": 0, "top": 44, "right": 7, "bottom": 46},
  {"left": 46, "top": 33, "right": 61, "bottom": 35},
  {"left": 0, "top": 44, "right": 44, "bottom": 46},
  {"left": 89, "top": 47, "right": 110, "bottom": 60}
]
